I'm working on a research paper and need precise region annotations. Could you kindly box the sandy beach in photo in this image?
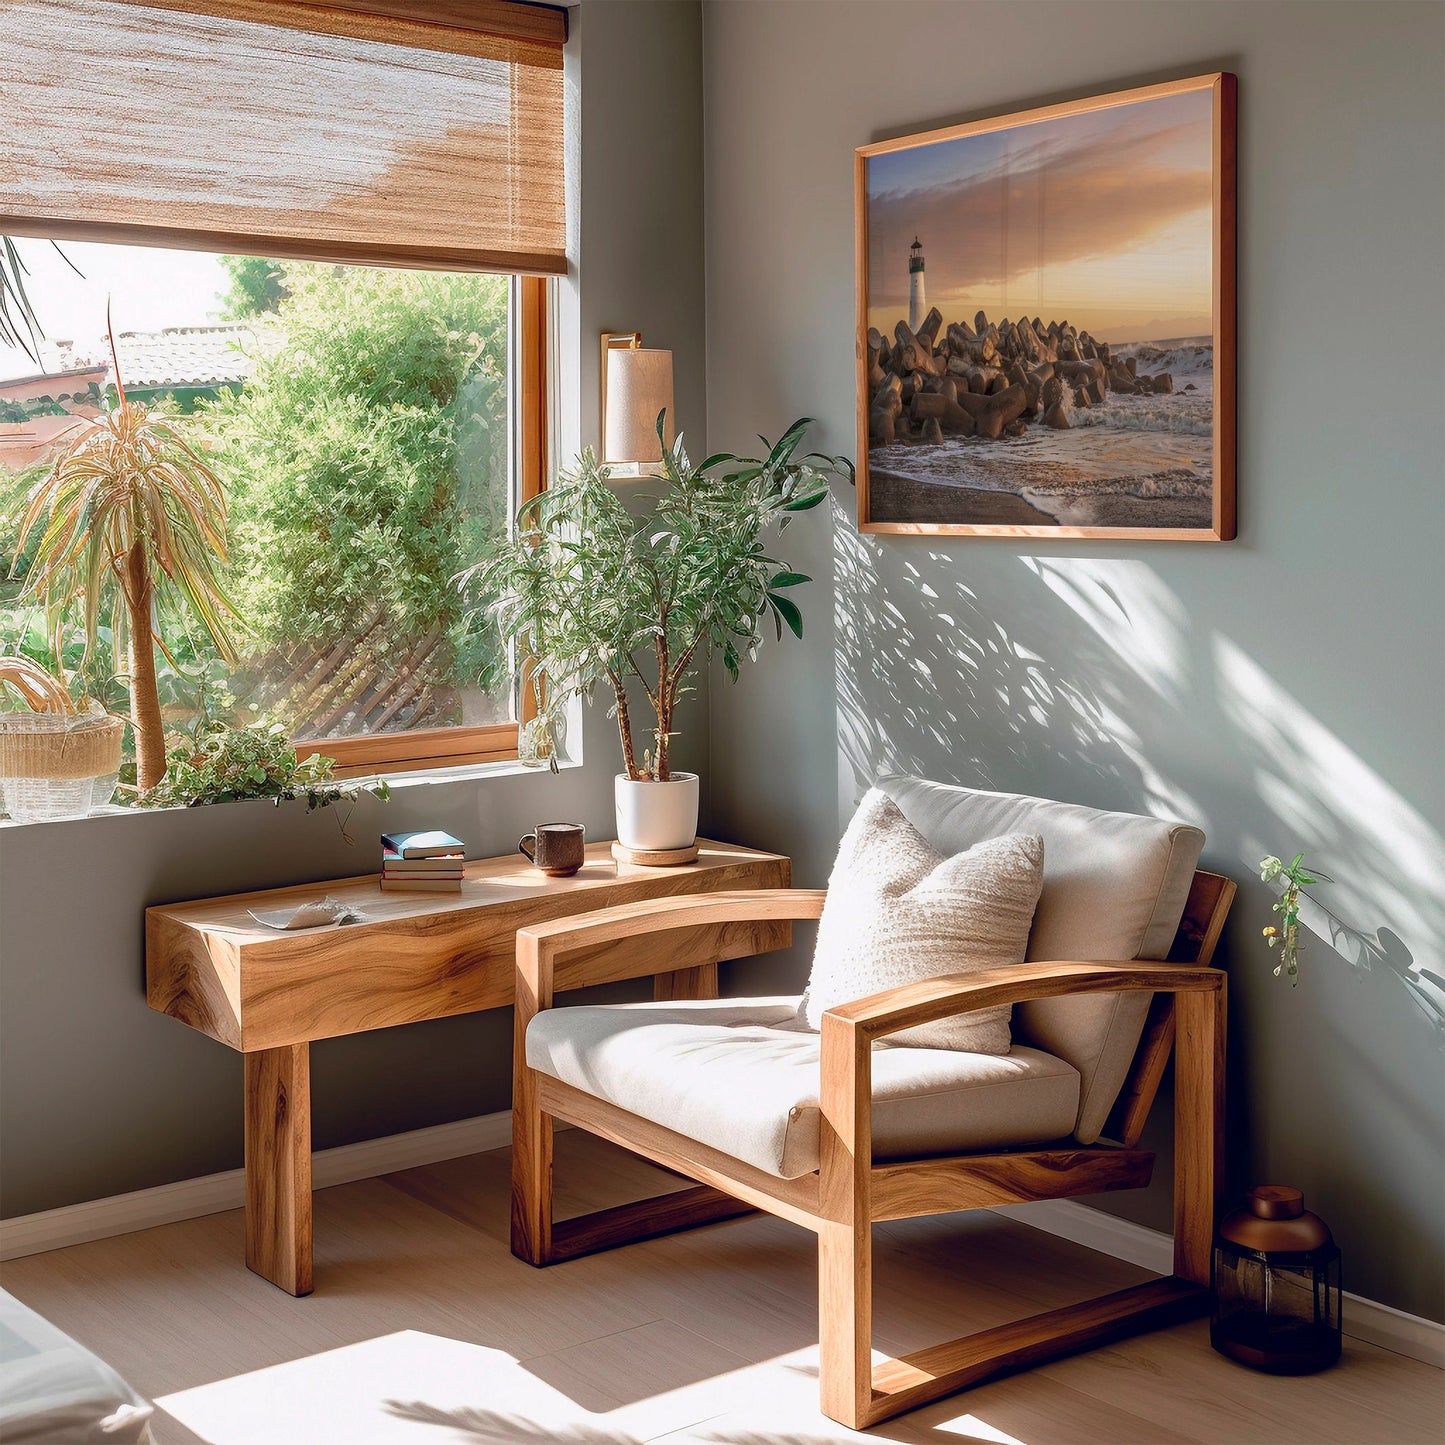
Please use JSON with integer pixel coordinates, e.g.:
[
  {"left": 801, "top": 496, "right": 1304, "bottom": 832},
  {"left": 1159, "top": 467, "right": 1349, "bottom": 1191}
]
[{"left": 868, "top": 468, "right": 1057, "bottom": 526}]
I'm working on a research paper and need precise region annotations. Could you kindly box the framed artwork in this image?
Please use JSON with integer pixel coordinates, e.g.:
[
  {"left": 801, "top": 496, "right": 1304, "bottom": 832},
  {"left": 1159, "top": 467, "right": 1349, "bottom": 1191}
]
[{"left": 855, "top": 73, "right": 1236, "bottom": 540}]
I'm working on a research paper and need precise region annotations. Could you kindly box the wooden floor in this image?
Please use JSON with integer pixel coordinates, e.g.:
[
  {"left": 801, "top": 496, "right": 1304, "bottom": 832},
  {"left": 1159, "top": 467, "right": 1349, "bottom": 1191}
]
[{"left": 3, "top": 1132, "right": 1441, "bottom": 1444}]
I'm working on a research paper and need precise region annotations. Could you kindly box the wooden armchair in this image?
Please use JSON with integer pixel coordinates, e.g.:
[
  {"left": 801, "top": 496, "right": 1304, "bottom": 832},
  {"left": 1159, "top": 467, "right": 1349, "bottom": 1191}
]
[
  {"left": 512, "top": 779, "right": 1234, "bottom": 1430},
  {"left": 512, "top": 871, "right": 1232, "bottom": 1429}
]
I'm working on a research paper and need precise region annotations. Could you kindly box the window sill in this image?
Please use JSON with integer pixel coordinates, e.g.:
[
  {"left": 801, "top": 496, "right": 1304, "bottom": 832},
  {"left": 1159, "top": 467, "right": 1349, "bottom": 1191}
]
[
  {"left": 372, "top": 754, "right": 577, "bottom": 792},
  {"left": 0, "top": 754, "right": 579, "bottom": 830}
]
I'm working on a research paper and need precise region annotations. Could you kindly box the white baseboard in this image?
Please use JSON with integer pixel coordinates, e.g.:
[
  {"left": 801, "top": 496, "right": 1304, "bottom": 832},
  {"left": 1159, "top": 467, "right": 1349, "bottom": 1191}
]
[
  {"left": 3, "top": 1119, "right": 1439, "bottom": 1371},
  {"left": 1000, "top": 1197, "right": 1175, "bottom": 1274},
  {"left": 0, "top": 1109, "right": 515, "bottom": 1263},
  {"left": 994, "top": 1197, "right": 1445, "bottom": 1370}
]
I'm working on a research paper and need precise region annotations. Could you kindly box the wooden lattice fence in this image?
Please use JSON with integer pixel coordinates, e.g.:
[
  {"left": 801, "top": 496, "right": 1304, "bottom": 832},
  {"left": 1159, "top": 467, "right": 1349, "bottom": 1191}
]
[{"left": 228, "top": 605, "right": 457, "bottom": 741}]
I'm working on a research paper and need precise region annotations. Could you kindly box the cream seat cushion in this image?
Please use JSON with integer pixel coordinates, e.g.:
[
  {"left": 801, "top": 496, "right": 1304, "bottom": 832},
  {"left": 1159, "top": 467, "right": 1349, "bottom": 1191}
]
[
  {"left": 526, "top": 996, "right": 1081, "bottom": 1180},
  {"left": 877, "top": 775, "right": 1205, "bottom": 1143},
  {"left": 800, "top": 790, "right": 1044, "bottom": 1053}
]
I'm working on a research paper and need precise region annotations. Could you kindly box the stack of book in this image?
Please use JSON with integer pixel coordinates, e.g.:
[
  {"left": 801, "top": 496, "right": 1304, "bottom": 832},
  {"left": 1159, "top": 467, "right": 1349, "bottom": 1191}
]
[{"left": 380, "top": 831, "right": 466, "bottom": 892}]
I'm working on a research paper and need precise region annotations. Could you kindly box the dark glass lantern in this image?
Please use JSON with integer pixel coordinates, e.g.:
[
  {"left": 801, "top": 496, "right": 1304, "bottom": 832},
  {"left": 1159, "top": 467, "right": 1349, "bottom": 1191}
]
[{"left": 1211, "top": 1185, "right": 1341, "bottom": 1374}]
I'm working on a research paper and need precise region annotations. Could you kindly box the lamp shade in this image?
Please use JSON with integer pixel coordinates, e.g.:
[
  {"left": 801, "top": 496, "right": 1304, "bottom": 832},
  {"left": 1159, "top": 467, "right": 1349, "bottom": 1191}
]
[{"left": 604, "top": 348, "right": 675, "bottom": 464}]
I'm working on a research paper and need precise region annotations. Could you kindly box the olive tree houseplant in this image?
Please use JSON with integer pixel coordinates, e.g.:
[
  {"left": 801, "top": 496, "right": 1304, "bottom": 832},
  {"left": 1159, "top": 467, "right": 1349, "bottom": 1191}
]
[{"left": 466, "top": 417, "right": 851, "bottom": 850}]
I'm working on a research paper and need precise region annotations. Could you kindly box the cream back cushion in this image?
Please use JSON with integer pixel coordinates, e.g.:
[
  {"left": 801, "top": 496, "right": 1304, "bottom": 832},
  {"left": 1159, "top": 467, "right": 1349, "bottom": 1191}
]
[
  {"left": 800, "top": 789, "right": 1044, "bottom": 1053},
  {"left": 876, "top": 775, "right": 1204, "bottom": 1142}
]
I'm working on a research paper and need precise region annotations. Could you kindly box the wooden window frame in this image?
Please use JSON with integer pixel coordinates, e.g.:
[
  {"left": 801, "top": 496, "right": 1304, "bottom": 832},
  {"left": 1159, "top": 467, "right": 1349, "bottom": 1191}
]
[
  {"left": 128, "top": 1, "right": 568, "bottom": 52},
  {"left": 14, "top": 239, "right": 545, "bottom": 779}
]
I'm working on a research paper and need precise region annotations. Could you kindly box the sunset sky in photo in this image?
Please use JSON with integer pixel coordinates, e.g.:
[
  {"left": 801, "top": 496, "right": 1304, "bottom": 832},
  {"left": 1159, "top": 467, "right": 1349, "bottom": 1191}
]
[{"left": 867, "top": 88, "right": 1215, "bottom": 343}]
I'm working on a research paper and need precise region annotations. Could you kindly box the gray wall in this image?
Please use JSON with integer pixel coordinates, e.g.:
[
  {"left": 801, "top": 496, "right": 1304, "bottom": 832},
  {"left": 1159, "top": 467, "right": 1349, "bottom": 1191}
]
[
  {"left": 0, "top": 0, "right": 707, "bottom": 1219},
  {"left": 3, "top": 0, "right": 1441, "bottom": 1331},
  {"left": 701, "top": 0, "right": 1445, "bottom": 1321}
]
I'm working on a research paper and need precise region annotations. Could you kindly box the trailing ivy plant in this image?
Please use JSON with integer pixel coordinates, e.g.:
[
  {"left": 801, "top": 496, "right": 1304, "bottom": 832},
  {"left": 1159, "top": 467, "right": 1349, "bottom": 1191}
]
[
  {"left": 463, "top": 416, "right": 852, "bottom": 780},
  {"left": 142, "top": 720, "right": 390, "bottom": 841}
]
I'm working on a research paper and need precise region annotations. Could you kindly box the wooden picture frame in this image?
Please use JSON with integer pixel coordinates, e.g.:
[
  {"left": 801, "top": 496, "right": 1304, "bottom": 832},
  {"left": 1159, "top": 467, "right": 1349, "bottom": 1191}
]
[{"left": 856, "top": 73, "right": 1236, "bottom": 541}]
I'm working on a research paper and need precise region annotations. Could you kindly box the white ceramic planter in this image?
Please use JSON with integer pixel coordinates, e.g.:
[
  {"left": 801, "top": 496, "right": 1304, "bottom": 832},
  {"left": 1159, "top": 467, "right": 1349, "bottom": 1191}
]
[{"left": 614, "top": 772, "right": 700, "bottom": 851}]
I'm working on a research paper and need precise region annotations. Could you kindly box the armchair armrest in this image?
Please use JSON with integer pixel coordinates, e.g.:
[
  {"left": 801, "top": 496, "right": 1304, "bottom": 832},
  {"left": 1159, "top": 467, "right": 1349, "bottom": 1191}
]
[
  {"left": 515, "top": 888, "right": 828, "bottom": 1009},
  {"left": 822, "top": 958, "right": 1223, "bottom": 1043},
  {"left": 815, "top": 959, "right": 1226, "bottom": 1211}
]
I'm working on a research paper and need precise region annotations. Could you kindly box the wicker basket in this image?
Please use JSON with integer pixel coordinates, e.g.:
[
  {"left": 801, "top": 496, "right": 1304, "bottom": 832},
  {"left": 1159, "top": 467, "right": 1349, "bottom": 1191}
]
[{"left": 0, "top": 713, "right": 125, "bottom": 822}]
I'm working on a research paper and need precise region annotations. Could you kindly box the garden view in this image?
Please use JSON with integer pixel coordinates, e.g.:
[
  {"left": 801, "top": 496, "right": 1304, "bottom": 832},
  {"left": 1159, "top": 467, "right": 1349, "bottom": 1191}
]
[{"left": 0, "top": 243, "right": 516, "bottom": 803}]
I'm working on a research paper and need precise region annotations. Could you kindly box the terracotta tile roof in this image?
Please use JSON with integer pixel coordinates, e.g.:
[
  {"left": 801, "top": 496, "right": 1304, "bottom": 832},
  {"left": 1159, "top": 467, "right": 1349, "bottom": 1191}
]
[{"left": 28, "top": 324, "right": 261, "bottom": 390}]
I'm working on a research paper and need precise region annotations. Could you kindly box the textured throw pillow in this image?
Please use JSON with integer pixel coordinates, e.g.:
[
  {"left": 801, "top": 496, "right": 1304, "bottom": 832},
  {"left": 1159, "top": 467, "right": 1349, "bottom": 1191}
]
[{"left": 800, "top": 789, "right": 1044, "bottom": 1053}]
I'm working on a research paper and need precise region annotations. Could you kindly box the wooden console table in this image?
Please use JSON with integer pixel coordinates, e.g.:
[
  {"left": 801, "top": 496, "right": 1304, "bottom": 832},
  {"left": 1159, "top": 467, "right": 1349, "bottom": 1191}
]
[{"left": 145, "top": 840, "right": 790, "bottom": 1295}]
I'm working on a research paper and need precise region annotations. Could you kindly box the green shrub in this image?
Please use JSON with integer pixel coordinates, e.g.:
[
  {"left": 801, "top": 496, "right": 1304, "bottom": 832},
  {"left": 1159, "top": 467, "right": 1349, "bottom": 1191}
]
[
  {"left": 220, "top": 255, "right": 287, "bottom": 318},
  {"left": 206, "top": 264, "right": 511, "bottom": 698},
  {"left": 1, "top": 462, "right": 45, "bottom": 602}
]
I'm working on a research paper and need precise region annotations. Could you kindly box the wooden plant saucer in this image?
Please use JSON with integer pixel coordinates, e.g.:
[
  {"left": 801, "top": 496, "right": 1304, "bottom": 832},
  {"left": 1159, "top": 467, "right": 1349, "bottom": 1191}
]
[{"left": 611, "top": 840, "right": 700, "bottom": 868}]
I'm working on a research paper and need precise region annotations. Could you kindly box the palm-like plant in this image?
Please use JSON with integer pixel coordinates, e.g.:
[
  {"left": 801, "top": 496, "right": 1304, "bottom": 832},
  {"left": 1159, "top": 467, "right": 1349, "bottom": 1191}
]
[
  {"left": 15, "top": 353, "right": 239, "bottom": 789},
  {"left": 1, "top": 238, "right": 43, "bottom": 362},
  {"left": 466, "top": 416, "right": 851, "bottom": 780},
  {"left": 2, "top": 236, "right": 80, "bottom": 363}
]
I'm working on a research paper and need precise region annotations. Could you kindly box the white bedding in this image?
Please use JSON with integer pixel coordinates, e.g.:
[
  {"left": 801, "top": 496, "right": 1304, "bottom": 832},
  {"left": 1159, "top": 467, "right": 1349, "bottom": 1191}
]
[{"left": 0, "top": 1288, "right": 153, "bottom": 1443}]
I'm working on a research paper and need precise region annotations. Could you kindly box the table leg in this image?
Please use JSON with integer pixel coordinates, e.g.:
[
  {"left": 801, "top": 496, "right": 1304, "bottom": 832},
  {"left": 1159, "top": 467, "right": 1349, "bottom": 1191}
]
[{"left": 244, "top": 1042, "right": 313, "bottom": 1295}]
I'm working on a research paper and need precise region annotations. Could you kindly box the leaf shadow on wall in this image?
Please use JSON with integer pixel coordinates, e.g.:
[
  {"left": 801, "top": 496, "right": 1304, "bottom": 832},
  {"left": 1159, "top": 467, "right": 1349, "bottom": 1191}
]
[
  {"left": 830, "top": 506, "right": 1444, "bottom": 1303},
  {"left": 831, "top": 508, "right": 1441, "bottom": 1006}
]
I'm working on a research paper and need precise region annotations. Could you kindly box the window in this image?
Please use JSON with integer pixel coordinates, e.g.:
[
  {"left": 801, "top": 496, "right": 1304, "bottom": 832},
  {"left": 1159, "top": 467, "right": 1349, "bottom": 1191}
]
[
  {"left": 1, "top": 0, "right": 565, "bottom": 781},
  {"left": 0, "top": 244, "right": 547, "bottom": 778}
]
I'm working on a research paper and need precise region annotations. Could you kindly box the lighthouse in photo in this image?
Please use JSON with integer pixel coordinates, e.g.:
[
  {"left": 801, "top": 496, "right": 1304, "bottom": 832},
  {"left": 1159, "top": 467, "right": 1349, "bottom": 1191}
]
[{"left": 908, "top": 236, "right": 926, "bottom": 332}]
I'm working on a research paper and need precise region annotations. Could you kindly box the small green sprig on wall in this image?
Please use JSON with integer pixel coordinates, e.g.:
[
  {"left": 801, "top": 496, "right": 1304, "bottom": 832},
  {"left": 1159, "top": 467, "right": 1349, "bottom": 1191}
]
[{"left": 1259, "top": 851, "right": 1333, "bottom": 985}]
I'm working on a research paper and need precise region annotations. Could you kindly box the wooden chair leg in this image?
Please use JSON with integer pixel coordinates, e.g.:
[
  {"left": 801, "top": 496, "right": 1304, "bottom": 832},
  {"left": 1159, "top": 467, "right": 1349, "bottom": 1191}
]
[
  {"left": 510, "top": 1093, "right": 553, "bottom": 1265},
  {"left": 511, "top": 1117, "right": 554, "bottom": 1267},
  {"left": 1174, "top": 980, "right": 1226, "bottom": 1283},
  {"left": 817, "top": 981, "right": 1227, "bottom": 1430},
  {"left": 818, "top": 1216, "right": 873, "bottom": 1429},
  {"left": 818, "top": 1012, "right": 874, "bottom": 1429},
  {"left": 511, "top": 964, "right": 555, "bottom": 1265}
]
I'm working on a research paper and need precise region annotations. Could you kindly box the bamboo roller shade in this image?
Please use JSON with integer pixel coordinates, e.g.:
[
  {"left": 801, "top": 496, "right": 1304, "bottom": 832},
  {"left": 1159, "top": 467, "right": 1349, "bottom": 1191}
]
[{"left": 0, "top": 0, "right": 568, "bottom": 275}]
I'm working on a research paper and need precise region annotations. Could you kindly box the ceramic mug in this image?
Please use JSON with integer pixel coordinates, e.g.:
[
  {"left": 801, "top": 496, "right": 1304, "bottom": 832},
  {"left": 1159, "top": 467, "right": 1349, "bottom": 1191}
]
[{"left": 519, "top": 822, "right": 585, "bottom": 877}]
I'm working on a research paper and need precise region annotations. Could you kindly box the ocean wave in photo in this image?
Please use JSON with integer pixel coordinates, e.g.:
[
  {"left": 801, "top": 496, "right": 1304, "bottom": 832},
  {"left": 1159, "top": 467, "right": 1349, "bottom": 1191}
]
[
  {"left": 1056, "top": 379, "right": 1213, "bottom": 438},
  {"left": 1113, "top": 337, "right": 1214, "bottom": 379},
  {"left": 871, "top": 408, "right": 1212, "bottom": 494},
  {"left": 1021, "top": 467, "right": 1212, "bottom": 528}
]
